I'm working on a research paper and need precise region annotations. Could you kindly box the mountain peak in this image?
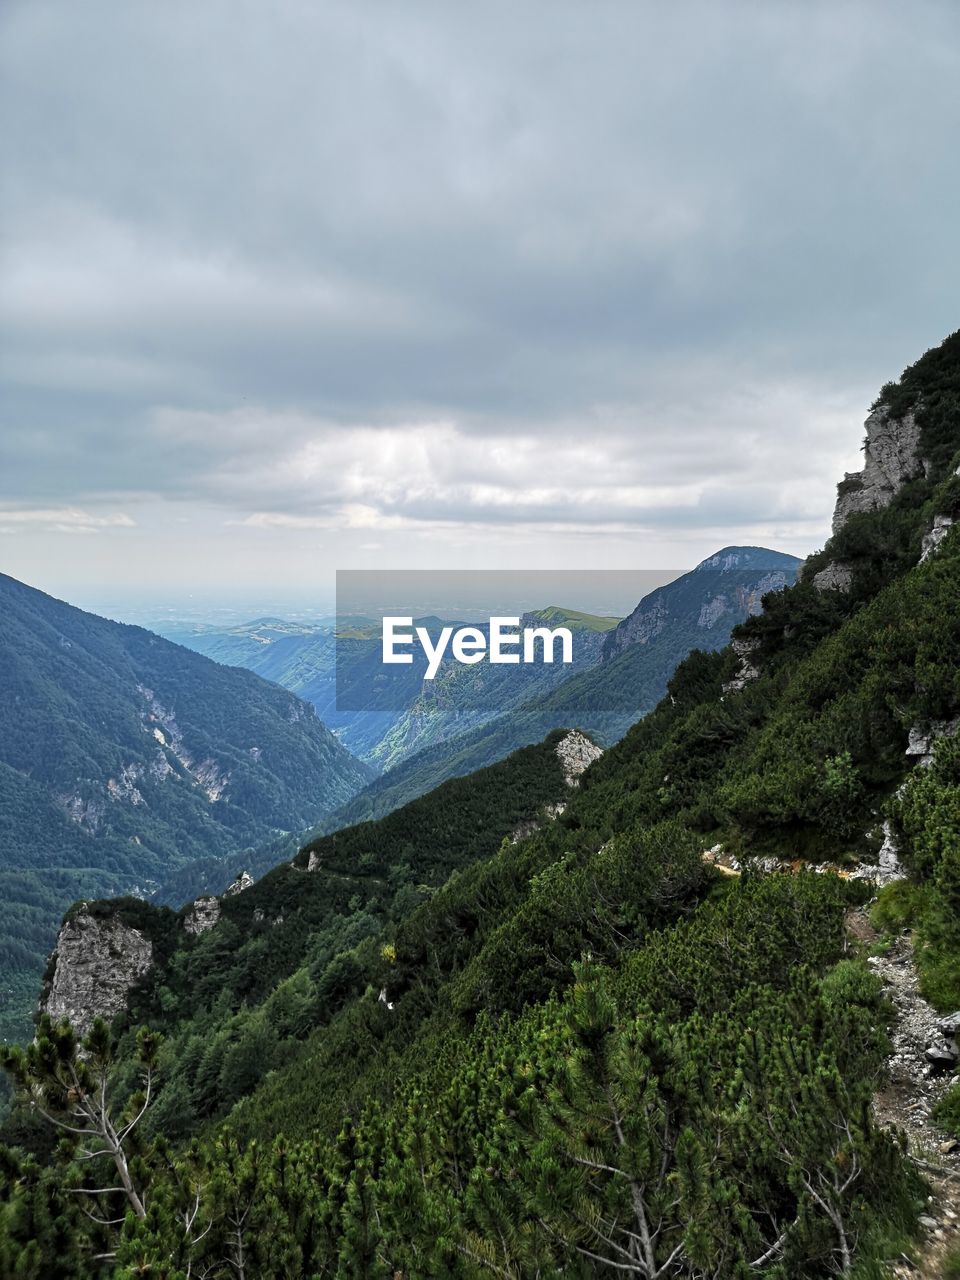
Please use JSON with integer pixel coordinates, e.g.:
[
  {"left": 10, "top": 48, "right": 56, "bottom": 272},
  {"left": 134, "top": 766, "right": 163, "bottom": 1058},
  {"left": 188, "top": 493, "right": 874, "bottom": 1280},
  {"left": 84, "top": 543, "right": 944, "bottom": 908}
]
[
  {"left": 693, "top": 546, "right": 802, "bottom": 573},
  {"left": 602, "top": 546, "right": 801, "bottom": 664}
]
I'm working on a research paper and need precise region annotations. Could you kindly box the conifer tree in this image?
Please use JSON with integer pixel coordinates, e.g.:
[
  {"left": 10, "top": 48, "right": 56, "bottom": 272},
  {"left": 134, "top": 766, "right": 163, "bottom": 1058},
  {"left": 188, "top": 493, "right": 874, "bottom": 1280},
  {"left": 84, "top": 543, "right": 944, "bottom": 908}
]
[{"left": 1, "top": 1014, "right": 161, "bottom": 1254}]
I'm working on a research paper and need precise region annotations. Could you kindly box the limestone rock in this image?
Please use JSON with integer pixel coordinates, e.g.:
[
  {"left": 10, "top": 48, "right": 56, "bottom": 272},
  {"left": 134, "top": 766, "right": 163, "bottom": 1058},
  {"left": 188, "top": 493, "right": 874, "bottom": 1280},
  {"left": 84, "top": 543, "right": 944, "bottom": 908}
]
[
  {"left": 811, "top": 560, "right": 854, "bottom": 593},
  {"left": 920, "top": 513, "right": 955, "bottom": 562},
  {"left": 106, "top": 762, "right": 146, "bottom": 805},
  {"left": 849, "top": 821, "right": 906, "bottom": 887},
  {"left": 508, "top": 799, "right": 569, "bottom": 845},
  {"left": 193, "top": 758, "right": 230, "bottom": 802},
  {"left": 224, "top": 870, "right": 254, "bottom": 896},
  {"left": 555, "top": 730, "right": 603, "bottom": 787},
  {"left": 183, "top": 896, "right": 221, "bottom": 936},
  {"left": 57, "top": 791, "right": 105, "bottom": 833},
  {"left": 722, "top": 637, "right": 761, "bottom": 694},
  {"left": 41, "top": 908, "right": 154, "bottom": 1037},
  {"left": 925, "top": 1040, "right": 959, "bottom": 1068},
  {"left": 906, "top": 718, "right": 960, "bottom": 767},
  {"left": 603, "top": 598, "right": 667, "bottom": 659},
  {"left": 832, "top": 405, "right": 924, "bottom": 535}
]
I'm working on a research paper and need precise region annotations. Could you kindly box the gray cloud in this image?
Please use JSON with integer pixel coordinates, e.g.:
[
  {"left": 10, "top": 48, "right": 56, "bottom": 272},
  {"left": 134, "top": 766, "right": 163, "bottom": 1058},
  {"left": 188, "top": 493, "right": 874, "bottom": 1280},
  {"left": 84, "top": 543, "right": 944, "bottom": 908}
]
[{"left": 1, "top": 0, "right": 959, "bottom": 605}]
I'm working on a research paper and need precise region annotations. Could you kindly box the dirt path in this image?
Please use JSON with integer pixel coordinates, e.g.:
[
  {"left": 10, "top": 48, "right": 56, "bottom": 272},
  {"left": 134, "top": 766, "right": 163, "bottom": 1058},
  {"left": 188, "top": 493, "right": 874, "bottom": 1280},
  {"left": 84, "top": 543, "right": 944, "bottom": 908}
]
[{"left": 847, "top": 911, "right": 960, "bottom": 1276}]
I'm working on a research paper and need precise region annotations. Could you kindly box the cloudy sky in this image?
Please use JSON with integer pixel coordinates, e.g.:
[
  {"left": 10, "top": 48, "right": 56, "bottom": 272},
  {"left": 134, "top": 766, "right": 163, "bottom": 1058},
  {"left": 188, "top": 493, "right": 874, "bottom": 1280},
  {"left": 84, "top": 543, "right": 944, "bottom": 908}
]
[{"left": 1, "top": 1, "right": 958, "bottom": 617}]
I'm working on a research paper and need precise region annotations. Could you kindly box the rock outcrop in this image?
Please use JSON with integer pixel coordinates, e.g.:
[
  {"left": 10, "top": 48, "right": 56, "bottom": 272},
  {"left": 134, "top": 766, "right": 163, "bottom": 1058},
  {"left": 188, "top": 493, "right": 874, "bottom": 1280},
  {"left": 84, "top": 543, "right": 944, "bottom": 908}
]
[
  {"left": 921, "top": 513, "right": 955, "bottom": 562},
  {"left": 603, "top": 598, "right": 668, "bottom": 657},
  {"left": 906, "top": 718, "right": 960, "bottom": 767},
  {"left": 183, "top": 896, "right": 221, "bottom": 935},
  {"left": 224, "top": 870, "right": 254, "bottom": 896},
  {"left": 811, "top": 560, "right": 854, "bottom": 593},
  {"left": 848, "top": 820, "right": 906, "bottom": 886},
  {"left": 508, "top": 799, "right": 568, "bottom": 845},
  {"left": 721, "top": 637, "right": 761, "bottom": 694},
  {"left": 555, "top": 730, "right": 603, "bottom": 786},
  {"left": 41, "top": 908, "right": 154, "bottom": 1037},
  {"left": 832, "top": 405, "right": 925, "bottom": 535}
]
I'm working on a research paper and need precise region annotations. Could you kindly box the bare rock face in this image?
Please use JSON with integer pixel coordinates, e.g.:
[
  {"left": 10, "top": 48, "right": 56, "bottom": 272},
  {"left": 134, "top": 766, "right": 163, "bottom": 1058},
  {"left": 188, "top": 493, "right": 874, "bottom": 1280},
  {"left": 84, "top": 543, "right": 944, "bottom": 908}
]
[
  {"left": 224, "top": 870, "right": 254, "bottom": 896},
  {"left": 603, "top": 598, "right": 668, "bottom": 658},
  {"left": 507, "top": 800, "right": 569, "bottom": 845},
  {"left": 920, "top": 513, "right": 955, "bottom": 562},
  {"left": 555, "top": 730, "right": 603, "bottom": 787},
  {"left": 848, "top": 820, "right": 907, "bottom": 887},
  {"left": 183, "top": 896, "right": 221, "bottom": 936},
  {"left": 721, "top": 637, "right": 761, "bottom": 694},
  {"left": 832, "top": 406, "right": 924, "bottom": 535},
  {"left": 906, "top": 718, "right": 960, "bottom": 767},
  {"left": 193, "top": 758, "right": 230, "bottom": 802},
  {"left": 41, "top": 909, "right": 153, "bottom": 1037},
  {"left": 811, "top": 560, "right": 854, "bottom": 593},
  {"left": 57, "top": 791, "right": 105, "bottom": 833}
]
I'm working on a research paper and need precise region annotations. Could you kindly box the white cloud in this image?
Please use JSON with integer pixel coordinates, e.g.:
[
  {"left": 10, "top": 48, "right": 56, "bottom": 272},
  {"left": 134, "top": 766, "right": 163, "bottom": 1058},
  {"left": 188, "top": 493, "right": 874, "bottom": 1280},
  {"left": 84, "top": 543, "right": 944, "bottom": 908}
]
[
  {"left": 1, "top": 0, "right": 958, "bottom": 596},
  {"left": 0, "top": 507, "right": 136, "bottom": 534}
]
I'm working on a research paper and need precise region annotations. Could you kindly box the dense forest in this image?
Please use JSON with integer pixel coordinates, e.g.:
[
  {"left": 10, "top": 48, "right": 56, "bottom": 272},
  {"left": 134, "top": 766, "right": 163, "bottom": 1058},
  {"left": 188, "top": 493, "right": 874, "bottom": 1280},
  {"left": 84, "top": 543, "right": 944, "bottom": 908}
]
[
  {"left": 0, "top": 578, "right": 373, "bottom": 1042},
  {"left": 1, "top": 331, "right": 960, "bottom": 1276}
]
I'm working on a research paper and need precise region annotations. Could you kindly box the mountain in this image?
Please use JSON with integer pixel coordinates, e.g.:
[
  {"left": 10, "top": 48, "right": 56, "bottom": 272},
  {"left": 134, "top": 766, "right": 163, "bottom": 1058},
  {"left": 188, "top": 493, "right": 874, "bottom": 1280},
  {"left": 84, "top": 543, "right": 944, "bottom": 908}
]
[
  {"left": 601, "top": 545, "right": 801, "bottom": 662},
  {"left": 0, "top": 574, "right": 373, "bottom": 1040},
  {"left": 316, "top": 545, "right": 800, "bottom": 830},
  {"left": 4, "top": 330, "right": 960, "bottom": 1277},
  {"left": 34, "top": 729, "right": 600, "bottom": 1046},
  {"left": 144, "top": 555, "right": 795, "bottom": 903},
  {"left": 161, "top": 606, "right": 622, "bottom": 771},
  {"left": 357, "top": 606, "right": 620, "bottom": 771}
]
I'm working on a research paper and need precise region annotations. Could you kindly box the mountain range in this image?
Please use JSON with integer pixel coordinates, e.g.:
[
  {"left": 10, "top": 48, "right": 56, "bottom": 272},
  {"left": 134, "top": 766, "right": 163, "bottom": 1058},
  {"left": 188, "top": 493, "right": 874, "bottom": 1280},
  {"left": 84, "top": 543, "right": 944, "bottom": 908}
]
[
  {"left": 158, "top": 605, "right": 622, "bottom": 770},
  {"left": 3, "top": 331, "right": 958, "bottom": 1277},
  {"left": 0, "top": 575, "right": 373, "bottom": 1040},
  {"left": 307, "top": 545, "right": 800, "bottom": 832},
  {"left": 143, "top": 548, "right": 798, "bottom": 903},
  {"left": 0, "top": 548, "right": 798, "bottom": 1035}
]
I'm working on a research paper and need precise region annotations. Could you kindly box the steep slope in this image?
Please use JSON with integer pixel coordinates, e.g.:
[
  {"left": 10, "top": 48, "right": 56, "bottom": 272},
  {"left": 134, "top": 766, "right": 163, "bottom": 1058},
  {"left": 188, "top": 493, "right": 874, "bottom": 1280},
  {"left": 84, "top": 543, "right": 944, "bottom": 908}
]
[
  {"left": 358, "top": 606, "right": 619, "bottom": 771},
  {"left": 162, "top": 607, "right": 621, "bottom": 770},
  {"left": 31, "top": 730, "right": 598, "bottom": 1116},
  {"left": 0, "top": 574, "right": 373, "bottom": 1039},
  {"left": 3, "top": 331, "right": 960, "bottom": 1278},
  {"left": 320, "top": 546, "right": 800, "bottom": 829}
]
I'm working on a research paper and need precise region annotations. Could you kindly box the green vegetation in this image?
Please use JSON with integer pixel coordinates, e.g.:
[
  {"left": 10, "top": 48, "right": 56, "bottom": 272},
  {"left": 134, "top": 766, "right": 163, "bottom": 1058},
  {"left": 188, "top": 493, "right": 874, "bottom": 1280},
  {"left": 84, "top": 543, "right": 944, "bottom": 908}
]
[
  {"left": 0, "top": 574, "right": 372, "bottom": 1041},
  {"left": 531, "top": 604, "right": 622, "bottom": 631},
  {"left": 321, "top": 550, "right": 800, "bottom": 833},
  {"left": 889, "top": 735, "right": 960, "bottom": 1009},
  {"left": 2, "top": 330, "right": 960, "bottom": 1275},
  {"left": 108, "top": 733, "right": 579, "bottom": 1133}
]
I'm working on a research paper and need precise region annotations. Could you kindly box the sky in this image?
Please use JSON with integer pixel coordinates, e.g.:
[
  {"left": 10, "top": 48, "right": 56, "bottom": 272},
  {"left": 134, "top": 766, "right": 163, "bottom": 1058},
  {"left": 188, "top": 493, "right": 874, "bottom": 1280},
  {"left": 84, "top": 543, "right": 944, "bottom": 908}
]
[{"left": 1, "top": 0, "right": 959, "bottom": 620}]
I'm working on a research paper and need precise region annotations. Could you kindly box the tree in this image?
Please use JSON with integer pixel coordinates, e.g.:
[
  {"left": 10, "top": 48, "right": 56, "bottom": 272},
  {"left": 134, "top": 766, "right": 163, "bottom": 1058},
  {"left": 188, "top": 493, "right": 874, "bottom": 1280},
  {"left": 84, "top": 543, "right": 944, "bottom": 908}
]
[{"left": 2, "top": 1015, "right": 161, "bottom": 1250}]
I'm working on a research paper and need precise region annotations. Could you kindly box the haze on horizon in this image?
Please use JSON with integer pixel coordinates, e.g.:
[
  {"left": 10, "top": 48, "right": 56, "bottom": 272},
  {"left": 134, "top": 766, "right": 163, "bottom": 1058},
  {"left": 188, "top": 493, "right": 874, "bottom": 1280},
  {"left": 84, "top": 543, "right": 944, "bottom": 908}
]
[{"left": 2, "top": 0, "right": 959, "bottom": 620}]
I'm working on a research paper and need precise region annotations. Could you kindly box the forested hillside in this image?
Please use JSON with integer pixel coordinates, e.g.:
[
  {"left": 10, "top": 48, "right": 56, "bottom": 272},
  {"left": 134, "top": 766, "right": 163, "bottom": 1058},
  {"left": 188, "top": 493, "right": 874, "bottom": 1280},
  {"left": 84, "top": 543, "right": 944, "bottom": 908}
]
[
  {"left": 316, "top": 547, "right": 799, "bottom": 831},
  {"left": 2, "top": 331, "right": 960, "bottom": 1276},
  {"left": 149, "top": 557, "right": 797, "bottom": 902},
  {"left": 163, "top": 607, "right": 621, "bottom": 770},
  {"left": 0, "top": 577, "right": 373, "bottom": 1040}
]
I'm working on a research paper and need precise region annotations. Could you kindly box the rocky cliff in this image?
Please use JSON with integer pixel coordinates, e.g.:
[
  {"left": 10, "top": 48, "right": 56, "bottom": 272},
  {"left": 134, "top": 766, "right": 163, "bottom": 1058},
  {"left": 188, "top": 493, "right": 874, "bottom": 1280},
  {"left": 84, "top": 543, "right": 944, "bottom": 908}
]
[
  {"left": 603, "top": 546, "right": 799, "bottom": 663},
  {"left": 554, "top": 728, "right": 603, "bottom": 786},
  {"left": 40, "top": 907, "right": 155, "bottom": 1037},
  {"left": 832, "top": 404, "right": 926, "bottom": 534}
]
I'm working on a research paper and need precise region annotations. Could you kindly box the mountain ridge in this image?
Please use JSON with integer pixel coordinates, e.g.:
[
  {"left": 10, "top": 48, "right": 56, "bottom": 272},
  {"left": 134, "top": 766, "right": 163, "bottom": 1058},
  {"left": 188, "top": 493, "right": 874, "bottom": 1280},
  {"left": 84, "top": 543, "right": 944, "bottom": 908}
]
[
  {"left": 0, "top": 573, "right": 373, "bottom": 1039},
  {"left": 3, "top": 331, "right": 960, "bottom": 1277}
]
